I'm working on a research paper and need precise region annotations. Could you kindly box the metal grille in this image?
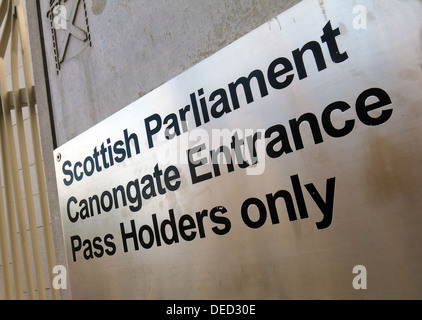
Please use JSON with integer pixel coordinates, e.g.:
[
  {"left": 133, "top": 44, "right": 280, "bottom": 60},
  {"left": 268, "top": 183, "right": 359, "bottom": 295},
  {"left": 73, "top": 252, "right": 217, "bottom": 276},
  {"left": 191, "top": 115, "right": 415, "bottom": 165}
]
[{"left": 0, "top": 0, "right": 58, "bottom": 300}]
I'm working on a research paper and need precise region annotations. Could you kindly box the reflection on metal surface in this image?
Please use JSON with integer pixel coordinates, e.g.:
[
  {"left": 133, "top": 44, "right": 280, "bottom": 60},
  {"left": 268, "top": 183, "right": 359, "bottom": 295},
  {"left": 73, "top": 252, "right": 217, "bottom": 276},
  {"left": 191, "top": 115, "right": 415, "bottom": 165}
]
[{"left": 54, "top": 0, "right": 422, "bottom": 299}]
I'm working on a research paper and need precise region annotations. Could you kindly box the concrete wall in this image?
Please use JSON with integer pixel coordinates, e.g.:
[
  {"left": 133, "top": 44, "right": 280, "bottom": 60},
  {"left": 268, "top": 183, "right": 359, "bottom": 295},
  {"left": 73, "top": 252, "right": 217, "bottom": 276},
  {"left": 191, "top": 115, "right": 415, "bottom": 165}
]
[{"left": 38, "top": 0, "right": 300, "bottom": 146}]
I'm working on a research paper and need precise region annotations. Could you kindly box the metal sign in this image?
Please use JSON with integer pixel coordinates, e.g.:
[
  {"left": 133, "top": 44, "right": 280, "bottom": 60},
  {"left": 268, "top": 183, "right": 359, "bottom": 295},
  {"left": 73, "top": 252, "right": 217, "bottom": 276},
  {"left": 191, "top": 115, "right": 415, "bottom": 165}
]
[{"left": 54, "top": 0, "right": 422, "bottom": 299}]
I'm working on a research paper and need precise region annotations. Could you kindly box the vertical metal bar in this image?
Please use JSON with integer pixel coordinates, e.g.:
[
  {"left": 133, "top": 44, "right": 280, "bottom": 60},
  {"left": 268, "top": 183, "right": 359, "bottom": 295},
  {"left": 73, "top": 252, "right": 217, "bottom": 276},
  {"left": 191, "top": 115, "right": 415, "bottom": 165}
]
[
  {"left": 0, "top": 1, "right": 23, "bottom": 299},
  {"left": 0, "top": 111, "right": 14, "bottom": 300},
  {"left": 0, "top": 0, "right": 24, "bottom": 299},
  {"left": 16, "top": 3, "right": 47, "bottom": 300},
  {"left": 16, "top": 4, "right": 56, "bottom": 300},
  {"left": 0, "top": 63, "right": 24, "bottom": 300},
  {"left": 0, "top": 0, "right": 11, "bottom": 58},
  {"left": 10, "top": 2, "right": 36, "bottom": 300},
  {"left": 1, "top": 0, "right": 60, "bottom": 300}
]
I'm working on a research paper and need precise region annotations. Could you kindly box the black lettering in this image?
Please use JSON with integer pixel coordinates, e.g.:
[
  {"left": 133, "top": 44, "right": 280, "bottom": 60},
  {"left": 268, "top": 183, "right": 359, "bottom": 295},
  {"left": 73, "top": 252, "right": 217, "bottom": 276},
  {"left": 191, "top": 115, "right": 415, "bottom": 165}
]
[
  {"left": 113, "top": 139, "right": 126, "bottom": 163},
  {"left": 144, "top": 114, "right": 162, "bottom": 149},
  {"left": 151, "top": 214, "right": 162, "bottom": 247},
  {"left": 210, "top": 206, "right": 231, "bottom": 235},
  {"left": 88, "top": 195, "right": 100, "bottom": 217},
  {"left": 304, "top": 177, "right": 336, "bottom": 230},
  {"left": 321, "top": 21, "right": 348, "bottom": 63},
  {"left": 198, "top": 88, "right": 210, "bottom": 124},
  {"left": 178, "top": 214, "right": 197, "bottom": 241},
  {"left": 209, "top": 88, "right": 232, "bottom": 118},
  {"left": 322, "top": 101, "right": 355, "bottom": 137},
  {"left": 187, "top": 144, "right": 212, "bottom": 184},
  {"left": 100, "top": 191, "right": 113, "bottom": 212},
  {"left": 153, "top": 164, "right": 166, "bottom": 195},
  {"left": 229, "top": 69, "right": 269, "bottom": 110},
  {"left": 93, "top": 147, "right": 102, "bottom": 173},
  {"left": 126, "top": 179, "right": 142, "bottom": 212},
  {"left": 195, "top": 210, "right": 208, "bottom": 238},
  {"left": 178, "top": 105, "right": 190, "bottom": 132},
  {"left": 70, "top": 235, "right": 81, "bottom": 262},
  {"left": 265, "top": 124, "right": 293, "bottom": 158},
  {"left": 83, "top": 156, "right": 95, "bottom": 177},
  {"left": 210, "top": 145, "right": 235, "bottom": 177},
  {"left": 266, "top": 189, "right": 297, "bottom": 224},
  {"left": 124, "top": 129, "right": 140, "bottom": 157},
  {"left": 93, "top": 237, "right": 104, "bottom": 258},
  {"left": 290, "top": 174, "right": 309, "bottom": 220},
  {"left": 82, "top": 239, "right": 94, "bottom": 260},
  {"left": 112, "top": 185, "right": 127, "bottom": 208},
  {"left": 79, "top": 199, "right": 89, "bottom": 220},
  {"left": 292, "top": 41, "right": 327, "bottom": 80},
  {"left": 104, "top": 233, "right": 116, "bottom": 256},
  {"left": 241, "top": 197, "right": 267, "bottom": 229},
  {"left": 163, "top": 113, "right": 180, "bottom": 140},
  {"left": 120, "top": 219, "right": 139, "bottom": 252},
  {"left": 67, "top": 196, "right": 78, "bottom": 223},
  {"left": 62, "top": 160, "right": 73, "bottom": 186},
  {"left": 74, "top": 161, "right": 83, "bottom": 181},
  {"left": 356, "top": 87, "right": 393, "bottom": 126},
  {"left": 139, "top": 223, "right": 154, "bottom": 249},
  {"left": 164, "top": 166, "right": 181, "bottom": 191},
  {"left": 267, "top": 57, "right": 294, "bottom": 89},
  {"left": 100, "top": 143, "right": 109, "bottom": 169},
  {"left": 160, "top": 209, "right": 179, "bottom": 245},
  {"left": 190, "top": 92, "right": 202, "bottom": 127},
  {"left": 141, "top": 174, "right": 156, "bottom": 199},
  {"left": 246, "top": 132, "right": 261, "bottom": 165},
  {"left": 231, "top": 132, "right": 249, "bottom": 168},
  {"left": 107, "top": 139, "right": 114, "bottom": 166},
  {"left": 289, "top": 113, "right": 324, "bottom": 150}
]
